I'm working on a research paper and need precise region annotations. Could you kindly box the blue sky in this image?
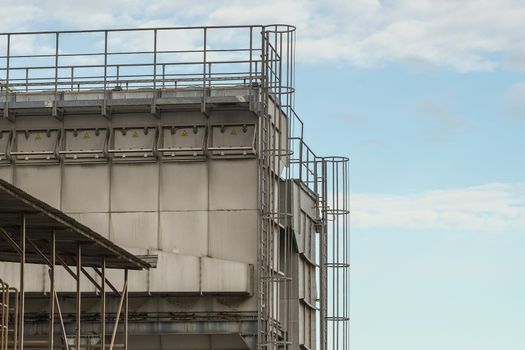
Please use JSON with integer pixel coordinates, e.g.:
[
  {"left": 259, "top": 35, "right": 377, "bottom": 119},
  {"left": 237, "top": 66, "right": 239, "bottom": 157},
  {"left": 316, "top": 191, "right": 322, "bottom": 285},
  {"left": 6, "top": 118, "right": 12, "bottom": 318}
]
[{"left": 2, "top": 1, "right": 524, "bottom": 349}]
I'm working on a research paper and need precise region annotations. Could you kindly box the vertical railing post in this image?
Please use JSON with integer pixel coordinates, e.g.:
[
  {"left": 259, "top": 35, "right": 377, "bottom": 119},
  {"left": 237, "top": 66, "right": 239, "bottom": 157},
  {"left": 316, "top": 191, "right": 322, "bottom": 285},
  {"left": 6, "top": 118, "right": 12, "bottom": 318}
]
[
  {"left": 4, "top": 34, "right": 10, "bottom": 119},
  {"left": 201, "top": 28, "right": 207, "bottom": 113},
  {"left": 25, "top": 69, "right": 28, "bottom": 93},
  {"left": 102, "top": 30, "right": 108, "bottom": 117},
  {"left": 53, "top": 32, "right": 59, "bottom": 118},
  {"left": 151, "top": 29, "right": 158, "bottom": 115},
  {"left": 248, "top": 27, "right": 253, "bottom": 104},
  {"left": 320, "top": 160, "right": 328, "bottom": 350},
  {"left": 162, "top": 64, "right": 165, "bottom": 89},
  {"left": 70, "top": 67, "right": 74, "bottom": 92}
]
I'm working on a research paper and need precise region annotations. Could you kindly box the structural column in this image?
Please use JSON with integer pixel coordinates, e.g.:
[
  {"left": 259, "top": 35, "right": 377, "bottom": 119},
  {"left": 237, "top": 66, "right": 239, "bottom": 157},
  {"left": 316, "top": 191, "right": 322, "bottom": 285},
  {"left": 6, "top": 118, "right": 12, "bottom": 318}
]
[
  {"left": 19, "top": 214, "right": 25, "bottom": 350},
  {"left": 101, "top": 258, "right": 106, "bottom": 350},
  {"left": 49, "top": 232, "right": 56, "bottom": 350},
  {"left": 76, "top": 244, "right": 81, "bottom": 349}
]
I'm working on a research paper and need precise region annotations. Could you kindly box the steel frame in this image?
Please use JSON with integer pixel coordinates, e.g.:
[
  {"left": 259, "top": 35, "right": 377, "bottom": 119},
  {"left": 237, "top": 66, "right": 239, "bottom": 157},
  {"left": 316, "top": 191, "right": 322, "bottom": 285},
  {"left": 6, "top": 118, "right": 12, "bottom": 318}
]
[
  {"left": 0, "top": 223, "right": 131, "bottom": 350},
  {"left": 0, "top": 24, "right": 350, "bottom": 350}
]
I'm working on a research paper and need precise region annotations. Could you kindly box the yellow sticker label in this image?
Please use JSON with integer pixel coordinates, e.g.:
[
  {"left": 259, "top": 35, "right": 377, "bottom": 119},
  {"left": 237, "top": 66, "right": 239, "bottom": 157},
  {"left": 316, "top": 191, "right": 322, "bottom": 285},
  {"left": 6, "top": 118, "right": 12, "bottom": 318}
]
[
  {"left": 132, "top": 131, "right": 140, "bottom": 138},
  {"left": 181, "top": 130, "right": 188, "bottom": 137},
  {"left": 230, "top": 128, "right": 237, "bottom": 135},
  {"left": 83, "top": 131, "right": 91, "bottom": 139},
  {"left": 35, "top": 133, "right": 42, "bottom": 140}
]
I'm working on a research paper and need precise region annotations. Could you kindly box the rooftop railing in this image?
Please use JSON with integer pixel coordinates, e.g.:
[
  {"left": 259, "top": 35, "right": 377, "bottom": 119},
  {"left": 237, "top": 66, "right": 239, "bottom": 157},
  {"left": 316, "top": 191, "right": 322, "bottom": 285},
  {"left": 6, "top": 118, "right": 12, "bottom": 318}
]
[{"left": 0, "top": 25, "right": 295, "bottom": 105}]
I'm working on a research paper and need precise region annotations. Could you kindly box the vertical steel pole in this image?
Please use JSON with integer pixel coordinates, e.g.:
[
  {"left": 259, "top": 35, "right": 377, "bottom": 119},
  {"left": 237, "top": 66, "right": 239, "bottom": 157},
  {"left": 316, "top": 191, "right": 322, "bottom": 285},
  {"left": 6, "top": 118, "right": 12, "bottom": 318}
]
[
  {"left": 124, "top": 270, "right": 128, "bottom": 350},
  {"left": 151, "top": 29, "right": 158, "bottom": 115},
  {"left": 4, "top": 34, "right": 10, "bottom": 119},
  {"left": 153, "top": 29, "right": 157, "bottom": 90},
  {"left": 76, "top": 244, "right": 81, "bottom": 350},
  {"left": 202, "top": 28, "right": 207, "bottom": 113},
  {"left": 49, "top": 232, "right": 56, "bottom": 350},
  {"left": 19, "top": 214, "right": 25, "bottom": 350},
  {"left": 249, "top": 27, "right": 253, "bottom": 87},
  {"left": 70, "top": 67, "right": 74, "bottom": 91},
  {"left": 103, "top": 30, "right": 108, "bottom": 116},
  {"left": 104, "top": 31, "right": 108, "bottom": 92},
  {"left": 101, "top": 258, "right": 106, "bottom": 350},
  {"left": 53, "top": 33, "right": 59, "bottom": 118},
  {"left": 320, "top": 161, "right": 328, "bottom": 350}
]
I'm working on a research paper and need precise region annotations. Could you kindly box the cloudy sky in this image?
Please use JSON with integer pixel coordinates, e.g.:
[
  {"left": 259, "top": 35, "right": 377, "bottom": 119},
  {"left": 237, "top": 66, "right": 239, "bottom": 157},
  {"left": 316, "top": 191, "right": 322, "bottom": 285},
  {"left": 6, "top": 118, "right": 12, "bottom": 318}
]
[{"left": 2, "top": 1, "right": 524, "bottom": 349}]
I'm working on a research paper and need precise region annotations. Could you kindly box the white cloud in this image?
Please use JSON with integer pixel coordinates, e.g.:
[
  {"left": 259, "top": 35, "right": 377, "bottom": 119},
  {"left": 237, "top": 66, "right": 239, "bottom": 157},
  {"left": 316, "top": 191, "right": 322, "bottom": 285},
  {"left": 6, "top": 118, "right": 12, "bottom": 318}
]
[
  {"left": 352, "top": 183, "right": 525, "bottom": 232},
  {"left": 1, "top": 0, "right": 525, "bottom": 71}
]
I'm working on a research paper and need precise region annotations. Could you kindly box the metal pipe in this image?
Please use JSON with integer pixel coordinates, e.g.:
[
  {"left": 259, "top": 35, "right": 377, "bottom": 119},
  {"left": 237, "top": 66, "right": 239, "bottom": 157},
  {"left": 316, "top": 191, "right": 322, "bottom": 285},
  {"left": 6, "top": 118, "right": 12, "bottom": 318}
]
[
  {"left": 76, "top": 244, "right": 81, "bottom": 350},
  {"left": 54, "top": 292, "right": 69, "bottom": 350},
  {"left": 4, "top": 34, "right": 10, "bottom": 119},
  {"left": 124, "top": 270, "right": 128, "bottom": 350},
  {"left": 101, "top": 258, "right": 106, "bottom": 350},
  {"left": 49, "top": 232, "right": 55, "bottom": 350},
  {"left": 202, "top": 27, "right": 207, "bottom": 112},
  {"left": 19, "top": 214, "right": 25, "bottom": 350},
  {"left": 109, "top": 278, "right": 128, "bottom": 350}
]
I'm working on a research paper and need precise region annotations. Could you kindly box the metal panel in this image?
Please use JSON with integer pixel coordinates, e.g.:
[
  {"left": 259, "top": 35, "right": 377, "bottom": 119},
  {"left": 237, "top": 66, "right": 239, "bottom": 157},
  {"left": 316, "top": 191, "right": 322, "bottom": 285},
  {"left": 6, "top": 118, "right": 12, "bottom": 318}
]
[
  {"left": 67, "top": 212, "right": 110, "bottom": 238},
  {"left": 0, "top": 262, "right": 45, "bottom": 292},
  {"left": 110, "top": 126, "right": 157, "bottom": 160},
  {"left": 160, "top": 162, "right": 207, "bottom": 211},
  {"left": 110, "top": 212, "right": 159, "bottom": 250},
  {"left": 201, "top": 257, "right": 252, "bottom": 294},
  {"left": 13, "top": 129, "right": 60, "bottom": 162},
  {"left": 111, "top": 163, "right": 159, "bottom": 211},
  {"left": 0, "top": 130, "right": 12, "bottom": 163},
  {"left": 149, "top": 252, "right": 200, "bottom": 293},
  {"left": 62, "top": 165, "right": 109, "bottom": 212},
  {"left": 209, "top": 160, "right": 257, "bottom": 210},
  {"left": 159, "top": 125, "right": 206, "bottom": 159},
  {"left": 159, "top": 211, "right": 207, "bottom": 256},
  {"left": 53, "top": 266, "right": 98, "bottom": 293},
  {"left": 209, "top": 124, "right": 256, "bottom": 157},
  {"left": 0, "top": 166, "right": 13, "bottom": 183},
  {"left": 61, "top": 128, "right": 108, "bottom": 161},
  {"left": 14, "top": 165, "right": 61, "bottom": 208},
  {"left": 208, "top": 210, "right": 258, "bottom": 264}
]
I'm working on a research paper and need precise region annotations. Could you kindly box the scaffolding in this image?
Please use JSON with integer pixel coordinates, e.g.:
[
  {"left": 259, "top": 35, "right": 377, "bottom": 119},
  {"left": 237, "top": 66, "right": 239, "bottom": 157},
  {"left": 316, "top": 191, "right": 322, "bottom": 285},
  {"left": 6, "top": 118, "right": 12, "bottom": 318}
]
[{"left": 0, "top": 179, "right": 150, "bottom": 349}]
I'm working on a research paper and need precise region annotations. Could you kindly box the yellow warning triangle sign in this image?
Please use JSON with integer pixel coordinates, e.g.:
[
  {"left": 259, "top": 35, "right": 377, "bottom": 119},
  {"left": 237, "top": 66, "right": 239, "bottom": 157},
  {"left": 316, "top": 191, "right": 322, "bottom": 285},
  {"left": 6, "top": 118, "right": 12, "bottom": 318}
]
[
  {"left": 83, "top": 131, "right": 91, "bottom": 139},
  {"left": 132, "top": 131, "right": 140, "bottom": 138},
  {"left": 181, "top": 130, "right": 188, "bottom": 137},
  {"left": 230, "top": 128, "right": 237, "bottom": 135},
  {"left": 35, "top": 133, "right": 42, "bottom": 140}
]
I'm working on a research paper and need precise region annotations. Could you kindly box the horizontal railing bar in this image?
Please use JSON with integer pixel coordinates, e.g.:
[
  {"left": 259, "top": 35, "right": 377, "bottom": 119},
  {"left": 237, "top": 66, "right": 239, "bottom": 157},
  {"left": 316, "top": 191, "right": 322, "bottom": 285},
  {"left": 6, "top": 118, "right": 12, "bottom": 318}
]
[
  {"left": 3, "top": 78, "right": 264, "bottom": 90},
  {"left": 0, "top": 47, "right": 262, "bottom": 60},
  {"left": 0, "top": 24, "right": 266, "bottom": 36},
  {"left": 0, "top": 59, "right": 267, "bottom": 71},
  {"left": 6, "top": 71, "right": 262, "bottom": 82}
]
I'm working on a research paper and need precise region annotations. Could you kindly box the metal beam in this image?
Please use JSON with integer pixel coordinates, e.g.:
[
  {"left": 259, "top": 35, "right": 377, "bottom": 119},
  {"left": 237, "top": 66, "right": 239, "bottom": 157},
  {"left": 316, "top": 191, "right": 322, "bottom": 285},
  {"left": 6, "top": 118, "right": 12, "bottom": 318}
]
[
  {"left": 19, "top": 214, "right": 25, "bottom": 350},
  {"left": 75, "top": 244, "right": 81, "bottom": 350},
  {"left": 49, "top": 232, "right": 55, "bottom": 350},
  {"left": 109, "top": 278, "right": 128, "bottom": 350},
  {"left": 0, "top": 226, "right": 22, "bottom": 255}
]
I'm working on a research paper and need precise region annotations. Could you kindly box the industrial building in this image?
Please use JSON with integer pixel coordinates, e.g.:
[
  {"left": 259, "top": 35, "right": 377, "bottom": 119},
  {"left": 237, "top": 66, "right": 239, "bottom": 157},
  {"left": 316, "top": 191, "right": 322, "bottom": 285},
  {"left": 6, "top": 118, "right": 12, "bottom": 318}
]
[{"left": 0, "top": 25, "right": 349, "bottom": 349}]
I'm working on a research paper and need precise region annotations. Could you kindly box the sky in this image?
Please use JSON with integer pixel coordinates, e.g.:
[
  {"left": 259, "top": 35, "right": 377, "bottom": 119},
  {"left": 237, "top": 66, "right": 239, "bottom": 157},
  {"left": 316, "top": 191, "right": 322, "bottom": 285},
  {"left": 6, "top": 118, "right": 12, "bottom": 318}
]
[{"left": 1, "top": 1, "right": 524, "bottom": 349}]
